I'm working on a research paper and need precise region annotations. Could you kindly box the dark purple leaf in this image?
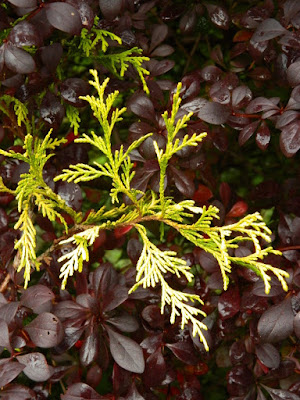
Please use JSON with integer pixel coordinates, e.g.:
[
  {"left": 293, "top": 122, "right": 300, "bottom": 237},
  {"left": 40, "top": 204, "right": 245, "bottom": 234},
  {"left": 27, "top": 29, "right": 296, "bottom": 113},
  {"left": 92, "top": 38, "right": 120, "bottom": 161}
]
[
  {"left": 261, "top": 106, "right": 280, "bottom": 117},
  {"left": 248, "top": 39, "right": 269, "bottom": 61},
  {"left": 251, "top": 18, "right": 287, "bottom": 43},
  {"left": 142, "top": 305, "right": 164, "bottom": 329},
  {"left": 197, "top": 250, "right": 218, "bottom": 273},
  {"left": 181, "top": 73, "right": 201, "bottom": 100},
  {"left": 0, "top": 45, "right": 4, "bottom": 73},
  {"left": 280, "top": 120, "right": 300, "bottom": 157},
  {"left": 80, "top": 330, "right": 99, "bottom": 367},
  {"left": 232, "top": 86, "right": 252, "bottom": 108},
  {"left": 86, "top": 365, "right": 102, "bottom": 389},
  {"left": 289, "top": 382, "right": 300, "bottom": 397},
  {"left": 24, "top": 312, "right": 64, "bottom": 348},
  {"left": 0, "top": 320, "right": 11, "bottom": 352},
  {"left": 229, "top": 341, "right": 247, "bottom": 365},
  {"left": 20, "top": 284, "right": 55, "bottom": 314},
  {"left": 127, "top": 238, "right": 143, "bottom": 265},
  {"left": 255, "top": 343, "right": 280, "bottom": 369},
  {"left": 140, "top": 334, "right": 163, "bottom": 355},
  {"left": 258, "top": 298, "right": 294, "bottom": 343},
  {"left": 222, "top": 72, "right": 239, "bottom": 90},
  {"left": 54, "top": 300, "right": 88, "bottom": 322},
  {"left": 276, "top": 111, "right": 299, "bottom": 129},
  {"left": 278, "top": 215, "right": 300, "bottom": 245},
  {"left": 30, "top": 8, "right": 53, "bottom": 39},
  {"left": 218, "top": 287, "right": 240, "bottom": 319},
  {"left": 256, "top": 123, "right": 271, "bottom": 150},
  {"left": 294, "top": 311, "right": 300, "bottom": 338},
  {"left": 56, "top": 181, "right": 82, "bottom": 211},
  {"left": 40, "top": 43, "right": 63, "bottom": 72},
  {"left": 166, "top": 340, "right": 199, "bottom": 364},
  {"left": 106, "top": 326, "right": 145, "bottom": 373},
  {"left": 210, "top": 82, "right": 231, "bottom": 105},
  {"left": 227, "top": 365, "right": 254, "bottom": 396},
  {"left": 76, "top": 293, "right": 97, "bottom": 310},
  {"left": 143, "top": 348, "right": 166, "bottom": 387},
  {"left": 0, "top": 209, "right": 8, "bottom": 233},
  {"left": 108, "top": 312, "right": 139, "bottom": 332},
  {"left": 292, "top": 293, "right": 300, "bottom": 314},
  {"left": 53, "top": 325, "right": 85, "bottom": 354},
  {"left": 248, "top": 66, "right": 272, "bottom": 81},
  {"left": 257, "top": 387, "right": 268, "bottom": 400},
  {"left": 283, "top": 0, "right": 300, "bottom": 23},
  {"left": 1, "top": 73, "right": 23, "bottom": 89},
  {"left": 128, "top": 94, "right": 155, "bottom": 121},
  {"left": 207, "top": 5, "right": 230, "bottom": 30},
  {"left": 252, "top": 278, "right": 284, "bottom": 297},
  {"left": 91, "top": 263, "right": 119, "bottom": 299},
  {"left": 9, "top": 21, "right": 40, "bottom": 48},
  {"left": 279, "top": 32, "right": 300, "bottom": 50},
  {"left": 211, "top": 45, "right": 224, "bottom": 66},
  {"left": 0, "top": 301, "right": 19, "bottom": 324},
  {"left": 287, "top": 61, "right": 300, "bottom": 87},
  {"left": 262, "top": 385, "right": 300, "bottom": 400},
  {"left": 200, "top": 66, "right": 222, "bottom": 83},
  {"left": 7, "top": 0, "right": 37, "bottom": 6},
  {"left": 45, "top": 3, "right": 82, "bottom": 35},
  {"left": 149, "top": 24, "right": 168, "bottom": 53},
  {"left": 151, "top": 44, "right": 174, "bottom": 57},
  {"left": 102, "top": 285, "right": 128, "bottom": 312},
  {"left": 170, "top": 165, "right": 195, "bottom": 198},
  {"left": 99, "top": 0, "right": 123, "bottom": 21},
  {"left": 180, "top": 9, "right": 197, "bottom": 34},
  {"left": 17, "top": 353, "right": 53, "bottom": 382},
  {"left": 150, "top": 59, "right": 175, "bottom": 76},
  {"left": 177, "top": 387, "right": 203, "bottom": 400},
  {"left": 61, "top": 382, "right": 103, "bottom": 399},
  {"left": 61, "top": 78, "right": 90, "bottom": 107},
  {"left": 0, "top": 384, "right": 36, "bottom": 400},
  {"left": 66, "top": 0, "right": 94, "bottom": 30},
  {"left": 0, "top": 360, "right": 25, "bottom": 387},
  {"left": 112, "top": 363, "right": 131, "bottom": 397},
  {"left": 140, "top": 135, "right": 165, "bottom": 160},
  {"left": 198, "top": 102, "right": 230, "bottom": 124},
  {"left": 129, "top": 121, "right": 153, "bottom": 136},
  {"left": 292, "top": 12, "right": 300, "bottom": 29},
  {"left": 4, "top": 44, "right": 35, "bottom": 74},
  {"left": 123, "top": 382, "right": 145, "bottom": 400},
  {"left": 160, "top": 3, "right": 185, "bottom": 21},
  {"left": 130, "top": 169, "right": 152, "bottom": 193},
  {"left": 50, "top": 365, "right": 71, "bottom": 383},
  {"left": 181, "top": 98, "right": 208, "bottom": 113},
  {"left": 40, "top": 92, "right": 65, "bottom": 128},
  {"left": 246, "top": 97, "right": 279, "bottom": 113}
]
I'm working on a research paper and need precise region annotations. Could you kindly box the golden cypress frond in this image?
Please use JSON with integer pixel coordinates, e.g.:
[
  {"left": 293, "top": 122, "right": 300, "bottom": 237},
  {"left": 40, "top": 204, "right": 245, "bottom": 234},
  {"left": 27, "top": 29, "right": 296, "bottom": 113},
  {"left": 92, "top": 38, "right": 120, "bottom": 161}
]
[
  {"left": 4, "top": 68, "right": 289, "bottom": 351},
  {"left": 14, "top": 202, "right": 39, "bottom": 289}
]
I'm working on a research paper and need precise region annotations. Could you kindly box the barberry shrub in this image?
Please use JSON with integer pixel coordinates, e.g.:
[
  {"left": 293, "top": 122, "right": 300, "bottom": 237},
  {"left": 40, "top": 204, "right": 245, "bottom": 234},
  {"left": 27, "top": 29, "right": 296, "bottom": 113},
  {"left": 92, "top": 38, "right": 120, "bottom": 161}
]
[{"left": 0, "top": 1, "right": 300, "bottom": 400}]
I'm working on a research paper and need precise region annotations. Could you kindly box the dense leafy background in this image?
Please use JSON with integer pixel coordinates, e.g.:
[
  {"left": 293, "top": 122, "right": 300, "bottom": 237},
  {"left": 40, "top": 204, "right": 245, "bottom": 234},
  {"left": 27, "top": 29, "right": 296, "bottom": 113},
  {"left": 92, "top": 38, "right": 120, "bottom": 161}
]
[{"left": 0, "top": 0, "right": 300, "bottom": 399}]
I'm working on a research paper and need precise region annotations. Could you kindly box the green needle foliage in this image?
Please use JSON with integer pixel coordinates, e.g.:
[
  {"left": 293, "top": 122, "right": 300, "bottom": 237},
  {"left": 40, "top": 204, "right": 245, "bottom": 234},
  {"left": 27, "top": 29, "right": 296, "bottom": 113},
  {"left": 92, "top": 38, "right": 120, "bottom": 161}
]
[
  {"left": 0, "top": 69, "right": 289, "bottom": 350},
  {"left": 0, "top": 131, "right": 81, "bottom": 288},
  {"left": 54, "top": 70, "right": 288, "bottom": 350},
  {"left": 78, "top": 18, "right": 150, "bottom": 93}
]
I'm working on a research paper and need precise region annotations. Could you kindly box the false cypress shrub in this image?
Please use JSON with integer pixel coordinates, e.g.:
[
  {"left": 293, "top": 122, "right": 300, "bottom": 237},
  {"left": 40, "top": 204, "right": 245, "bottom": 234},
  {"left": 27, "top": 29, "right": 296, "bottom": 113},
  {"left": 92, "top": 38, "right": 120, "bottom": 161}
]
[{"left": 0, "top": 1, "right": 300, "bottom": 399}]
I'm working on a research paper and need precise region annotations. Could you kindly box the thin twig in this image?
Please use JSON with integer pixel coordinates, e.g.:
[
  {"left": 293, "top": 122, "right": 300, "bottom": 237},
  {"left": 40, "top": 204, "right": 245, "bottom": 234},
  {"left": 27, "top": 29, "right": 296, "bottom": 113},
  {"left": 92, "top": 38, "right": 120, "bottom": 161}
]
[
  {"left": 277, "top": 245, "right": 300, "bottom": 252},
  {"left": 183, "top": 34, "right": 201, "bottom": 76},
  {"left": 0, "top": 273, "right": 10, "bottom": 293}
]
